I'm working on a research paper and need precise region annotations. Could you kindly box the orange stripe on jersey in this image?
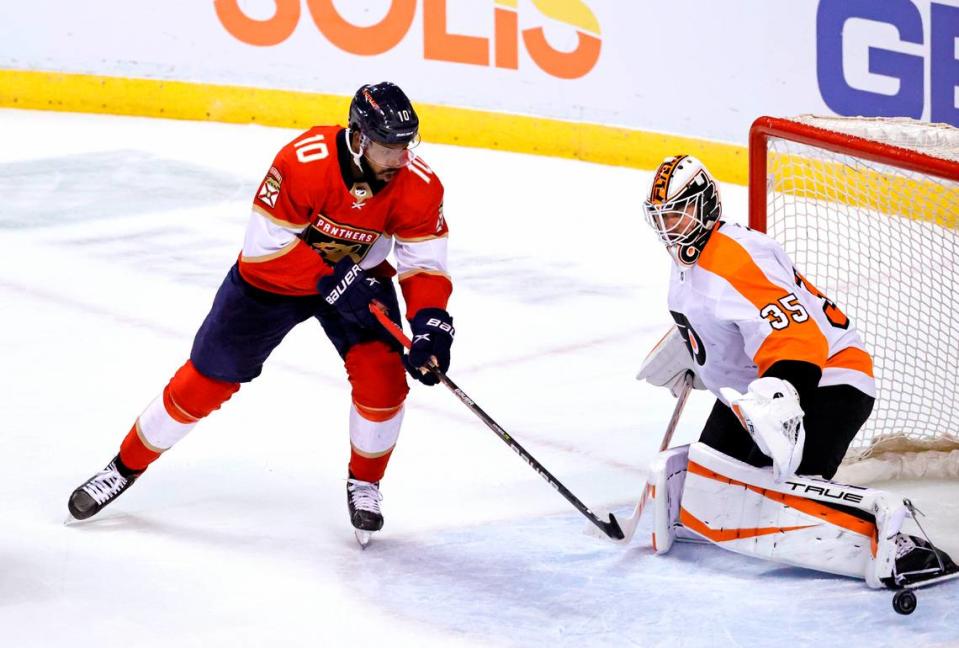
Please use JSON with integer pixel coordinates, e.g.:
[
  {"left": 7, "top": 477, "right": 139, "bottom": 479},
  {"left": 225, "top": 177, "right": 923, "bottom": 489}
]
[
  {"left": 397, "top": 268, "right": 451, "bottom": 282},
  {"left": 698, "top": 231, "right": 828, "bottom": 374},
  {"left": 395, "top": 233, "right": 449, "bottom": 244},
  {"left": 238, "top": 242, "right": 332, "bottom": 296},
  {"left": 687, "top": 461, "right": 876, "bottom": 538},
  {"left": 754, "top": 335, "right": 827, "bottom": 377},
  {"left": 239, "top": 239, "right": 299, "bottom": 264},
  {"left": 826, "top": 346, "right": 874, "bottom": 378},
  {"left": 252, "top": 204, "right": 306, "bottom": 230}
]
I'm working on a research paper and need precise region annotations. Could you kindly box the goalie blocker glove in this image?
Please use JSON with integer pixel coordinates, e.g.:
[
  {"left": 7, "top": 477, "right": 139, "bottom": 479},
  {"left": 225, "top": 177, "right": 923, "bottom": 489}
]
[
  {"left": 636, "top": 326, "right": 705, "bottom": 398},
  {"left": 721, "top": 377, "right": 805, "bottom": 482},
  {"left": 404, "top": 308, "right": 454, "bottom": 385},
  {"left": 317, "top": 258, "right": 389, "bottom": 330}
]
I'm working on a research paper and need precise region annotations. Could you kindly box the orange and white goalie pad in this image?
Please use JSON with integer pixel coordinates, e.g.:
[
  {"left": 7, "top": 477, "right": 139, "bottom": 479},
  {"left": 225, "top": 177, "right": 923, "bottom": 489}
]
[
  {"left": 649, "top": 444, "right": 705, "bottom": 553},
  {"left": 652, "top": 442, "right": 909, "bottom": 587}
]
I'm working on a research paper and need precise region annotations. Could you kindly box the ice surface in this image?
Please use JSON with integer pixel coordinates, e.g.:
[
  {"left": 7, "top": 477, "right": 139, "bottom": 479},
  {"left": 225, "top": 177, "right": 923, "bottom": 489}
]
[{"left": 0, "top": 110, "right": 956, "bottom": 647}]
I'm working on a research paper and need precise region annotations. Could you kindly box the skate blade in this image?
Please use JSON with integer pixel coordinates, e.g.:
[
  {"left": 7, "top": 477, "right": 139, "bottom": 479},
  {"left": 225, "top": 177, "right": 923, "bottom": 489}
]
[
  {"left": 897, "top": 569, "right": 959, "bottom": 591},
  {"left": 355, "top": 529, "right": 373, "bottom": 549}
]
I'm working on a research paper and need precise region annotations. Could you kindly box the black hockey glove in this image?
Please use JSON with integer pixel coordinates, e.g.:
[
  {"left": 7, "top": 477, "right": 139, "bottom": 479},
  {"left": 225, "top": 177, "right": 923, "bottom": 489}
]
[
  {"left": 403, "top": 308, "right": 454, "bottom": 386},
  {"left": 317, "top": 258, "right": 388, "bottom": 330}
]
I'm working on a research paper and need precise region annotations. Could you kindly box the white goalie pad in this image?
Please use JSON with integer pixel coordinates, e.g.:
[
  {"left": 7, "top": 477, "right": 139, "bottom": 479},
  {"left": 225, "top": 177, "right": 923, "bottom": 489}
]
[
  {"left": 681, "top": 442, "right": 908, "bottom": 586},
  {"left": 637, "top": 326, "right": 705, "bottom": 398},
  {"left": 649, "top": 444, "right": 705, "bottom": 554}
]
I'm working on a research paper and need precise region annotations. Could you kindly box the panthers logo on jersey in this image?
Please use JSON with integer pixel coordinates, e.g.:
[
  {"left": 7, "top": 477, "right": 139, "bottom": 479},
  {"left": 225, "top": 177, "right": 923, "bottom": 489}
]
[{"left": 300, "top": 214, "right": 380, "bottom": 264}]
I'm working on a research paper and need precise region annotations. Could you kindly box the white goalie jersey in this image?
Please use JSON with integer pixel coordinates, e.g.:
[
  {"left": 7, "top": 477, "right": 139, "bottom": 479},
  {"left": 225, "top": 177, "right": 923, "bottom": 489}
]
[{"left": 667, "top": 222, "right": 875, "bottom": 404}]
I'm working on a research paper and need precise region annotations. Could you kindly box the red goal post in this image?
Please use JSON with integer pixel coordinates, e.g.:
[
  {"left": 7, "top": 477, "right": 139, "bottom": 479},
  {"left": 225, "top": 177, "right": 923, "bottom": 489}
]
[{"left": 747, "top": 115, "right": 959, "bottom": 481}]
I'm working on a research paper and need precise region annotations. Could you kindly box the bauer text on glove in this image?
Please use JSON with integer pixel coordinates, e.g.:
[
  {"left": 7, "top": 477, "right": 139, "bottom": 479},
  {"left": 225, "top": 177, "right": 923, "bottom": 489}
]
[{"left": 317, "top": 258, "right": 388, "bottom": 330}]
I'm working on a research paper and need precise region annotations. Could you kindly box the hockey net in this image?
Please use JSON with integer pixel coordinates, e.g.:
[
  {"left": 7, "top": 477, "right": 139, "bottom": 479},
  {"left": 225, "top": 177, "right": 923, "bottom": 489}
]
[{"left": 749, "top": 115, "right": 959, "bottom": 482}]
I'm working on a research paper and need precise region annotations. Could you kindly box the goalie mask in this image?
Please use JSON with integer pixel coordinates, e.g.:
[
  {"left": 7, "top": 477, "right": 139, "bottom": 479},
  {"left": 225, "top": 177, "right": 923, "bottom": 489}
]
[
  {"left": 643, "top": 155, "right": 722, "bottom": 266},
  {"left": 347, "top": 81, "right": 421, "bottom": 171}
]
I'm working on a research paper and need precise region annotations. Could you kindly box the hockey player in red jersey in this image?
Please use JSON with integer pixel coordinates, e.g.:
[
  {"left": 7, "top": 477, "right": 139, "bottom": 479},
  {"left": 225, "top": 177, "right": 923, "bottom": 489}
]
[
  {"left": 68, "top": 82, "right": 454, "bottom": 543},
  {"left": 637, "top": 155, "right": 956, "bottom": 591}
]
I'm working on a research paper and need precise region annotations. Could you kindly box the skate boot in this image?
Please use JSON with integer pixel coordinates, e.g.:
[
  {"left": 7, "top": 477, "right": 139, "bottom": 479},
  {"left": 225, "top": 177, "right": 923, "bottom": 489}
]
[
  {"left": 882, "top": 533, "right": 959, "bottom": 588},
  {"left": 885, "top": 525, "right": 959, "bottom": 614},
  {"left": 871, "top": 499, "right": 959, "bottom": 589},
  {"left": 68, "top": 455, "right": 143, "bottom": 520},
  {"left": 347, "top": 474, "right": 383, "bottom": 548}
]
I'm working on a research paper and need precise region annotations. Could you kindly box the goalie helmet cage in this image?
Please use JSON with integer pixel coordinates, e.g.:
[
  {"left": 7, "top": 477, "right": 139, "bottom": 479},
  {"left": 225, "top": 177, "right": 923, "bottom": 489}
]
[{"left": 748, "top": 115, "right": 959, "bottom": 481}]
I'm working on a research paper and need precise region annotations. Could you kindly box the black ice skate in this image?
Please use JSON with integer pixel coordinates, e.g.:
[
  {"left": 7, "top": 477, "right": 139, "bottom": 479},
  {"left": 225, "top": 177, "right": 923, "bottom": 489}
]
[
  {"left": 881, "top": 500, "right": 959, "bottom": 615},
  {"left": 347, "top": 474, "right": 383, "bottom": 548},
  {"left": 68, "top": 455, "right": 143, "bottom": 520},
  {"left": 884, "top": 533, "right": 959, "bottom": 588}
]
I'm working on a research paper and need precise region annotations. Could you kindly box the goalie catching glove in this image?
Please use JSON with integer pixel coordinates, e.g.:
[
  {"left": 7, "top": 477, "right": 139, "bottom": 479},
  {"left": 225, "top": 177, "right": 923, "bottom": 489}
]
[
  {"left": 720, "top": 377, "right": 805, "bottom": 482},
  {"left": 636, "top": 326, "right": 705, "bottom": 397},
  {"left": 404, "top": 308, "right": 454, "bottom": 386}
]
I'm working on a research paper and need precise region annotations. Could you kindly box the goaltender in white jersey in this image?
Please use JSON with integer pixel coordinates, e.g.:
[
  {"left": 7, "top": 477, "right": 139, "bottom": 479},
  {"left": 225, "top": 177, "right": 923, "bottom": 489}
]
[
  {"left": 668, "top": 222, "right": 874, "bottom": 408},
  {"left": 637, "top": 155, "right": 956, "bottom": 592}
]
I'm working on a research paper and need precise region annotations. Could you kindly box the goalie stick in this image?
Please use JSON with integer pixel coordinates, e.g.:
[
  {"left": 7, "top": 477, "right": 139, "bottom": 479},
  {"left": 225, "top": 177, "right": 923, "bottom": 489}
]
[
  {"left": 586, "top": 370, "right": 694, "bottom": 544},
  {"left": 369, "top": 303, "right": 625, "bottom": 540}
]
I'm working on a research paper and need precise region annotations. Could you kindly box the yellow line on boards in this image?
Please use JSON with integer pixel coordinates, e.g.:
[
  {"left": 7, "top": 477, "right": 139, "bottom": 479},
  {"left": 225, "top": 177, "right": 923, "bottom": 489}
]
[
  {"left": 0, "top": 69, "right": 749, "bottom": 184},
  {"left": 769, "top": 152, "right": 959, "bottom": 229}
]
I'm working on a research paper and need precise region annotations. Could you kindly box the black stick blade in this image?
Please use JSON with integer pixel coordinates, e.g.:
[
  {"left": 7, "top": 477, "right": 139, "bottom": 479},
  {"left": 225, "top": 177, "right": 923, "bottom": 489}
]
[{"left": 601, "top": 513, "right": 625, "bottom": 540}]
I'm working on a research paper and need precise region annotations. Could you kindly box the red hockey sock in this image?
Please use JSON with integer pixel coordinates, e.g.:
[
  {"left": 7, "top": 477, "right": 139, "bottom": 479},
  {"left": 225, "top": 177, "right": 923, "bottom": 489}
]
[
  {"left": 118, "top": 360, "right": 240, "bottom": 472},
  {"left": 349, "top": 448, "right": 394, "bottom": 483},
  {"left": 119, "top": 423, "right": 160, "bottom": 472}
]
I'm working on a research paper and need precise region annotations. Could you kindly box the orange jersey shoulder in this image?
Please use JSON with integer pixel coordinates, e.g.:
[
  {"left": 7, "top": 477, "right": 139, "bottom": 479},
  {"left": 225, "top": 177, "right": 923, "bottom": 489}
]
[
  {"left": 253, "top": 125, "right": 344, "bottom": 227},
  {"left": 385, "top": 156, "right": 447, "bottom": 240}
]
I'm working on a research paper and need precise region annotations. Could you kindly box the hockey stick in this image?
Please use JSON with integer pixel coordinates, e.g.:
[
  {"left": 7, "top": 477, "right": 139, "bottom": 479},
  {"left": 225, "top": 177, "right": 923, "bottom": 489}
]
[
  {"left": 601, "top": 371, "right": 694, "bottom": 544},
  {"left": 370, "top": 303, "right": 625, "bottom": 540}
]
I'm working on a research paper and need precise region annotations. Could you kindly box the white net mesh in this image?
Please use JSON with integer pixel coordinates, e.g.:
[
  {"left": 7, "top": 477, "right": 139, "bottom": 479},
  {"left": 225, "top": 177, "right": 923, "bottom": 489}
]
[
  {"left": 789, "top": 115, "right": 959, "bottom": 163},
  {"left": 760, "top": 116, "right": 959, "bottom": 474}
]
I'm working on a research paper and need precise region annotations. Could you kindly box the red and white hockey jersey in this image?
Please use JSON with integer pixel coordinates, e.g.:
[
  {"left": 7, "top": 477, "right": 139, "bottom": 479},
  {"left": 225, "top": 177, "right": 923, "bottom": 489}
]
[
  {"left": 668, "top": 222, "right": 875, "bottom": 404},
  {"left": 237, "top": 125, "right": 451, "bottom": 318}
]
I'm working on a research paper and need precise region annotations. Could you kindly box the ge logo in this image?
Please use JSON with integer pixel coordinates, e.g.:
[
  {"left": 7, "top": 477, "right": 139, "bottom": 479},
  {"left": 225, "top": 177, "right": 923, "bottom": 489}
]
[{"left": 816, "top": 0, "right": 959, "bottom": 125}]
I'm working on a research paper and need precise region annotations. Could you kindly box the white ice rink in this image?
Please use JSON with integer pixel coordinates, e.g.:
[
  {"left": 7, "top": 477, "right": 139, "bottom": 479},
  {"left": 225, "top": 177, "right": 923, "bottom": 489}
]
[{"left": 1, "top": 109, "right": 957, "bottom": 647}]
